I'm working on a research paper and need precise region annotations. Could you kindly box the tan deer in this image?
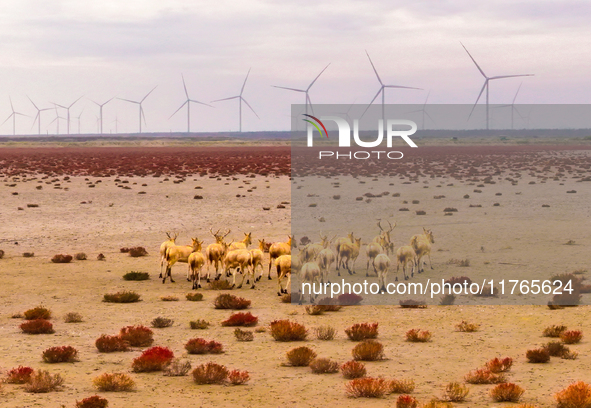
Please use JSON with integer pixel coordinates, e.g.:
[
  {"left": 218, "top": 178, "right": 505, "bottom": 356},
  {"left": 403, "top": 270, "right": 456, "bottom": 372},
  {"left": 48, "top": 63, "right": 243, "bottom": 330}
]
[
  {"left": 163, "top": 238, "right": 202, "bottom": 284},
  {"left": 267, "top": 235, "right": 292, "bottom": 280},
  {"left": 410, "top": 228, "right": 435, "bottom": 273},
  {"left": 158, "top": 232, "right": 178, "bottom": 279},
  {"left": 337, "top": 237, "right": 361, "bottom": 276}
]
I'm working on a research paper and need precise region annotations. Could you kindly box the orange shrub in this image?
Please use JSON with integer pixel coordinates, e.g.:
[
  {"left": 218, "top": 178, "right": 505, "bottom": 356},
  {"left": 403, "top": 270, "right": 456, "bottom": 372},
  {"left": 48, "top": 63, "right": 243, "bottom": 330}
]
[
  {"left": 192, "top": 362, "right": 229, "bottom": 385},
  {"left": 309, "top": 358, "right": 339, "bottom": 374},
  {"left": 560, "top": 330, "right": 583, "bottom": 344},
  {"left": 185, "top": 338, "right": 224, "bottom": 354},
  {"left": 270, "top": 320, "right": 308, "bottom": 341},
  {"left": 465, "top": 368, "right": 506, "bottom": 384},
  {"left": 119, "top": 325, "right": 154, "bottom": 347},
  {"left": 405, "top": 329, "right": 431, "bottom": 342},
  {"left": 345, "top": 322, "right": 378, "bottom": 341},
  {"left": 389, "top": 379, "right": 415, "bottom": 394},
  {"left": 75, "top": 395, "right": 109, "bottom": 408},
  {"left": 526, "top": 348, "right": 550, "bottom": 363},
  {"left": 213, "top": 294, "right": 251, "bottom": 310},
  {"left": 555, "top": 381, "right": 591, "bottom": 408},
  {"left": 20, "top": 319, "right": 54, "bottom": 334},
  {"left": 396, "top": 395, "right": 419, "bottom": 408},
  {"left": 42, "top": 346, "right": 78, "bottom": 363},
  {"left": 228, "top": 369, "right": 250, "bottom": 385},
  {"left": 24, "top": 306, "right": 52, "bottom": 320},
  {"left": 5, "top": 366, "right": 34, "bottom": 384},
  {"left": 485, "top": 357, "right": 513, "bottom": 373},
  {"left": 95, "top": 335, "right": 129, "bottom": 352},
  {"left": 345, "top": 377, "right": 388, "bottom": 398},
  {"left": 341, "top": 361, "right": 366, "bottom": 379},
  {"left": 352, "top": 340, "right": 384, "bottom": 361},
  {"left": 93, "top": 372, "right": 135, "bottom": 392},
  {"left": 490, "top": 383, "right": 525, "bottom": 402},
  {"left": 286, "top": 346, "right": 317, "bottom": 366}
]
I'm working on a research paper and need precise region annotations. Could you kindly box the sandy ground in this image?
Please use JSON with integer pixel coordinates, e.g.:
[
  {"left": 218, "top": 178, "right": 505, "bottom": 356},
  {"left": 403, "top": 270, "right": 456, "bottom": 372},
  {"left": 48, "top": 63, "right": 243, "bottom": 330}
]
[{"left": 0, "top": 145, "right": 590, "bottom": 407}]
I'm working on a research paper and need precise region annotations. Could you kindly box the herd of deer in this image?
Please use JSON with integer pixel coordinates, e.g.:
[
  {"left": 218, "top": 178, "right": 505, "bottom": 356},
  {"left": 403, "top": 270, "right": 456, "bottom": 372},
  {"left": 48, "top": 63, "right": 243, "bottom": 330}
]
[{"left": 157, "top": 221, "right": 435, "bottom": 297}]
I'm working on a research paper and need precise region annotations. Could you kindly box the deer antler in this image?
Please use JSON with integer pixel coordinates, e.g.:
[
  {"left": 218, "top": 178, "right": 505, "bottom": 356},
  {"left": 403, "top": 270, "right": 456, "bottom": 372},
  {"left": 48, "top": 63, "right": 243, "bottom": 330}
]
[
  {"left": 377, "top": 221, "right": 383, "bottom": 231},
  {"left": 387, "top": 220, "right": 395, "bottom": 232},
  {"left": 222, "top": 229, "right": 231, "bottom": 239}
]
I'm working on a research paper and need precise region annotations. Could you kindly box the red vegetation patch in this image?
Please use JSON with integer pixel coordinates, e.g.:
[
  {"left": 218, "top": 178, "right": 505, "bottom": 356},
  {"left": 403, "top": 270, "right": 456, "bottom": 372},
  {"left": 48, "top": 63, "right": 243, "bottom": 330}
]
[
  {"left": 20, "top": 319, "right": 54, "bottom": 334},
  {"left": 560, "top": 330, "right": 583, "bottom": 344},
  {"left": 396, "top": 395, "right": 419, "bottom": 408},
  {"left": 228, "top": 369, "right": 250, "bottom": 385},
  {"left": 95, "top": 335, "right": 129, "bottom": 352},
  {"left": 51, "top": 254, "right": 73, "bottom": 263},
  {"left": 75, "top": 395, "right": 109, "bottom": 408},
  {"left": 555, "top": 381, "right": 591, "bottom": 408},
  {"left": 337, "top": 293, "right": 363, "bottom": 306},
  {"left": 119, "top": 325, "right": 154, "bottom": 347},
  {"left": 345, "top": 377, "right": 389, "bottom": 398},
  {"left": 5, "top": 366, "right": 34, "bottom": 384},
  {"left": 192, "top": 362, "right": 229, "bottom": 385},
  {"left": 340, "top": 360, "right": 366, "bottom": 379},
  {"left": 42, "top": 346, "right": 78, "bottom": 363},
  {"left": 269, "top": 320, "right": 308, "bottom": 341},
  {"left": 221, "top": 312, "right": 258, "bottom": 327},
  {"left": 132, "top": 346, "right": 175, "bottom": 372},
  {"left": 485, "top": 357, "right": 513, "bottom": 373},
  {"left": 185, "top": 338, "right": 224, "bottom": 355},
  {"left": 345, "top": 322, "right": 379, "bottom": 341}
]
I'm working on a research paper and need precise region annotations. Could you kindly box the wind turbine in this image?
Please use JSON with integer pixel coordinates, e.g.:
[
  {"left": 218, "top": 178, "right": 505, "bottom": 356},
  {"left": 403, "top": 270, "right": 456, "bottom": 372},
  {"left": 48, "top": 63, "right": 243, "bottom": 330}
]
[
  {"left": 28, "top": 96, "right": 52, "bottom": 135},
  {"left": 52, "top": 96, "right": 83, "bottom": 135},
  {"left": 48, "top": 107, "right": 65, "bottom": 135},
  {"left": 272, "top": 63, "right": 330, "bottom": 117},
  {"left": 90, "top": 97, "right": 114, "bottom": 134},
  {"left": 118, "top": 86, "right": 157, "bottom": 133},
  {"left": 170, "top": 74, "right": 213, "bottom": 132},
  {"left": 406, "top": 91, "right": 435, "bottom": 130},
  {"left": 75, "top": 109, "right": 84, "bottom": 134},
  {"left": 493, "top": 83, "right": 523, "bottom": 130},
  {"left": 2, "top": 97, "right": 29, "bottom": 136},
  {"left": 211, "top": 69, "right": 259, "bottom": 132},
  {"left": 112, "top": 115, "right": 120, "bottom": 134},
  {"left": 363, "top": 51, "right": 422, "bottom": 122},
  {"left": 461, "top": 43, "right": 533, "bottom": 130}
]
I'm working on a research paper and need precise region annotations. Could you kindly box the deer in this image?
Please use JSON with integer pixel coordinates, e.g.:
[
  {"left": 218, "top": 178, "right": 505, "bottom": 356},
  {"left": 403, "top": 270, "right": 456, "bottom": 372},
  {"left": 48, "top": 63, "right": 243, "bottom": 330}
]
[
  {"left": 373, "top": 220, "right": 395, "bottom": 255},
  {"left": 276, "top": 254, "right": 292, "bottom": 296},
  {"left": 365, "top": 242, "right": 383, "bottom": 277},
  {"left": 410, "top": 228, "right": 435, "bottom": 273},
  {"left": 300, "top": 261, "right": 322, "bottom": 304},
  {"left": 267, "top": 235, "right": 292, "bottom": 280},
  {"left": 223, "top": 249, "right": 255, "bottom": 289},
  {"left": 335, "top": 232, "right": 355, "bottom": 273},
  {"left": 188, "top": 250, "right": 207, "bottom": 290},
  {"left": 396, "top": 245, "right": 416, "bottom": 281},
  {"left": 205, "top": 228, "right": 231, "bottom": 282},
  {"left": 163, "top": 238, "right": 202, "bottom": 284},
  {"left": 374, "top": 253, "right": 391, "bottom": 292},
  {"left": 228, "top": 232, "right": 252, "bottom": 251},
  {"left": 337, "top": 237, "right": 361, "bottom": 276},
  {"left": 299, "top": 232, "right": 334, "bottom": 263},
  {"left": 250, "top": 240, "right": 265, "bottom": 282},
  {"left": 158, "top": 232, "right": 178, "bottom": 279},
  {"left": 316, "top": 247, "right": 335, "bottom": 285}
]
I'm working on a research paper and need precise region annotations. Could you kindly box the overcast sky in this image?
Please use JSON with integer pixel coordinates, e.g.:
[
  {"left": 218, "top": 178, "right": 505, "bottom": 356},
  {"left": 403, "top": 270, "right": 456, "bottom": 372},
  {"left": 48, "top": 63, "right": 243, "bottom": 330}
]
[{"left": 0, "top": 0, "right": 590, "bottom": 134}]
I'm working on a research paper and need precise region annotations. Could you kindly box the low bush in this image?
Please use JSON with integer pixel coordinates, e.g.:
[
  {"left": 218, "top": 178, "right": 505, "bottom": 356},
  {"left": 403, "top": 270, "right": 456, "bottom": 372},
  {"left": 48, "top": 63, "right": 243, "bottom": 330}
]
[
  {"left": 221, "top": 312, "right": 258, "bottom": 327},
  {"left": 345, "top": 322, "right": 378, "bottom": 341},
  {"left": 190, "top": 319, "right": 210, "bottom": 330},
  {"left": 119, "top": 325, "right": 154, "bottom": 347},
  {"left": 552, "top": 291, "right": 582, "bottom": 306},
  {"left": 75, "top": 395, "right": 109, "bottom": 408},
  {"left": 396, "top": 395, "right": 419, "bottom": 408},
  {"left": 122, "top": 271, "right": 150, "bottom": 281},
  {"left": 406, "top": 329, "right": 432, "bottom": 342},
  {"left": 209, "top": 279, "right": 234, "bottom": 290},
  {"left": 103, "top": 291, "right": 141, "bottom": 303},
  {"left": 439, "top": 294, "right": 456, "bottom": 305},
  {"left": 341, "top": 360, "right": 366, "bottom": 379},
  {"left": 526, "top": 348, "right": 550, "bottom": 363},
  {"left": 345, "top": 377, "right": 389, "bottom": 398},
  {"left": 389, "top": 379, "right": 415, "bottom": 394},
  {"left": 5, "top": 366, "right": 34, "bottom": 384},
  {"left": 270, "top": 320, "right": 307, "bottom": 341},
  {"left": 163, "top": 359, "right": 192, "bottom": 377},
  {"left": 447, "top": 258, "right": 470, "bottom": 267},
  {"left": 305, "top": 305, "right": 326, "bottom": 315},
  {"left": 543, "top": 325, "right": 567, "bottom": 337},
  {"left": 42, "top": 345, "right": 78, "bottom": 363},
  {"left": 560, "top": 330, "right": 583, "bottom": 344},
  {"left": 337, "top": 293, "right": 363, "bottom": 306},
  {"left": 234, "top": 328, "right": 254, "bottom": 342},
  {"left": 93, "top": 372, "right": 135, "bottom": 392},
  {"left": 186, "top": 292, "right": 204, "bottom": 301},
  {"left": 490, "top": 383, "right": 525, "bottom": 402},
  {"left": 444, "top": 276, "right": 472, "bottom": 286},
  {"left": 286, "top": 346, "right": 317, "bottom": 366},
  {"left": 75, "top": 253, "right": 87, "bottom": 261},
  {"left": 24, "top": 306, "right": 52, "bottom": 320},
  {"left": 20, "top": 319, "right": 54, "bottom": 334},
  {"left": 352, "top": 340, "right": 385, "bottom": 361},
  {"left": 24, "top": 370, "right": 64, "bottom": 393},
  {"left": 64, "top": 312, "right": 83, "bottom": 323},
  {"left": 151, "top": 317, "right": 174, "bottom": 328},
  {"left": 309, "top": 358, "right": 339, "bottom": 374},
  {"left": 464, "top": 368, "right": 506, "bottom": 384},
  {"left": 485, "top": 357, "right": 513, "bottom": 373},
  {"left": 442, "top": 381, "right": 469, "bottom": 402},
  {"left": 128, "top": 247, "right": 148, "bottom": 257},
  {"left": 95, "top": 335, "right": 129, "bottom": 352},
  {"left": 280, "top": 293, "right": 292, "bottom": 303},
  {"left": 51, "top": 254, "right": 72, "bottom": 263},
  {"left": 131, "top": 346, "right": 174, "bottom": 372},
  {"left": 544, "top": 341, "right": 569, "bottom": 357},
  {"left": 456, "top": 321, "right": 480, "bottom": 332},
  {"left": 555, "top": 381, "right": 591, "bottom": 408},
  {"left": 314, "top": 325, "right": 336, "bottom": 340},
  {"left": 160, "top": 295, "right": 179, "bottom": 301},
  {"left": 213, "top": 293, "right": 251, "bottom": 310},
  {"left": 185, "top": 338, "right": 224, "bottom": 354},
  {"left": 399, "top": 299, "right": 427, "bottom": 308},
  {"left": 423, "top": 400, "right": 454, "bottom": 408},
  {"left": 228, "top": 369, "right": 250, "bottom": 385},
  {"left": 192, "top": 362, "right": 229, "bottom": 385}
]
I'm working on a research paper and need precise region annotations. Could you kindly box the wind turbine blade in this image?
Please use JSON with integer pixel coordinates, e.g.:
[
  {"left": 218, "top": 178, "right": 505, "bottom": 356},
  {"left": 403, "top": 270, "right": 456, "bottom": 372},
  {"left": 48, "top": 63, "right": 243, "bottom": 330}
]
[
  {"left": 306, "top": 94, "right": 314, "bottom": 116},
  {"left": 48, "top": 117, "right": 58, "bottom": 125},
  {"left": 512, "top": 82, "right": 522, "bottom": 104},
  {"left": 181, "top": 74, "right": 189, "bottom": 99},
  {"left": 460, "top": 42, "right": 487, "bottom": 78},
  {"left": 361, "top": 88, "right": 383, "bottom": 118},
  {"left": 31, "top": 112, "right": 40, "bottom": 130},
  {"left": 90, "top": 99, "right": 100, "bottom": 106},
  {"left": 2, "top": 114, "right": 13, "bottom": 126},
  {"left": 9, "top": 96, "right": 14, "bottom": 112},
  {"left": 241, "top": 97, "right": 260, "bottom": 119},
  {"left": 307, "top": 63, "right": 330, "bottom": 90},
  {"left": 141, "top": 86, "right": 158, "bottom": 103},
  {"left": 68, "top": 96, "right": 84, "bottom": 108},
  {"left": 384, "top": 85, "right": 423, "bottom": 90},
  {"left": 141, "top": 106, "right": 147, "bottom": 126},
  {"left": 513, "top": 106, "right": 524, "bottom": 119},
  {"left": 27, "top": 96, "right": 39, "bottom": 111},
  {"left": 365, "top": 50, "right": 383, "bottom": 85},
  {"left": 493, "top": 104, "right": 512, "bottom": 109},
  {"left": 272, "top": 86, "right": 306, "bottom": 93},
  {"left": 15, "top": 112, "right": 29, "bottom": 117},
  {"left": 240, "top": 68, "right": 251, "bottom": 96},
  {"left": 424, "top": 90, "right": 431, "bottom": 106},
  {"left": 189, "top": 99, "right": 214, "bottom": 108},
  {"left": 405, "top": 109, "right": 423, "bottom": 114},
  {"left": 169, "top": 101, "right": 188, "bottom": 119},
  {"left": 424, "top": 111, "right": 435, "bottom": 123},
  {"left": 211, "top": 96, "right": 239, "bottom": 103},
  {"left": 489, "top": 74, "right": 534, "bottom": 80},
  {"left": 117, "top": 98, "right": 139, "bottom": 104},
  {"left": 103, "top": 97, "right": 115, "bottom": 106},
  {"left": 468, "top": 81, "right": 488, "bottom": 120}
]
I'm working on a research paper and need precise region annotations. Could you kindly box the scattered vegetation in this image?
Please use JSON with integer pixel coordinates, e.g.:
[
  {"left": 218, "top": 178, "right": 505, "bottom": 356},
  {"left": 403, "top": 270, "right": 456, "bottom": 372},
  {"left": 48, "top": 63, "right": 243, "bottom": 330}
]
[
  {"left": 309, "top": 358, "right": 339, "bottom": 374},
  {"left": 405, "top": 329, "right": 432, "bottom": 342},
  {"left": 185, "top": 338, "right": 224, "bottom": 354},
  {"left": 51, "top": 254, "right": 73, "bottom": 263},
  {"left": 24, "top": 306, "right": 52, "bottom": 320},
  {"left": 151, "top": 317, "right": 174, "bottom": 328},
  {"left": 560, "top": 330, "right": 583, "bottom": 344},
  {"left": 209, "top": 279, "right": 234, "bottom": 290},
  {"left": 122, "top": 271, "right": 150, "bottom": 281},
  {"left": 20, "top": 319, "right": 54, "bottom": 334},
  {"left": 305, "top": 305, "right": 326, "bottom": 315},
  {"left": 340, "top": 360, "right": 366, "bottom": 379},
  {"left": 163, "top": 359, "right": 192, "bottom": 377},
  {"left": 447, "top": 258, "right": 470, "bottom": 267},
  {"left": 74, "top": 252, "right": 87, "bottom": 261},
  {"left": 352, "top": 340, "right": 385, "bottom": 361},
  {"left": 160, "top": 295, "right": 179, "bottom": 301},
  {"left": 131, "top": 346, "right": 175, "bottom": 372},
  {"left": 190, "top": 319, "right": 210, "bottom": 330},
  {"left": 93, "top": 372, "right": 135, "bottom": 392},
  {"left": 345, "top": 322, "right": 379, "bottom": 341},
  {"left": 95, "top": 335, "right": 129, "bottom": 352},
  {"left": 192, "top": 362, "right": 229, "bottom": 385},
  {"left": 213, "top": 293, "right": 251, "bottom": 310},
  {"left": 128, "top": 247, "right": 148, "bottom": 257},
  {"left": 103, "top": 291, "right": 141, "bottom": 303},
  {"left": 228, "top": 369, "right": 250, "bottom": 385},
  {"left": 485, "top": 357, "right": 513, "bottom": 373},
  {"left": 389, "top": 379, "right": 416, "bottom": 394},
  {"left": 526, "top": 348, "right": 551, "bottom": 363},
  {"left": 456, "top": 321, "right": 480, "bottom": 332},
  {"left": 314, "top": 325, "right": 336, "bottom": 340},
  {"left": 119, "top": 325, "right": 154, "bottom": 347},
  {"left": 186, "top": 292, "right": 204, "bottom": 301},
  {"left": 286, "top": 346, "right": 317, "bottom": 366},
  {"left": 399, "top": 299, "right": 427, "bottom": 308},
  {"left": 337, "top": 293, "right": 363, "bottom": 306},
  {"left": 234, "top": 328, "right": 254, "bottom": 341},
  {"left": 24, "top": 370, "right": 64, "bottom": 393},
  {"left": 5, "top": 366, "right": 34, "bottom": 384},
  {"left": 544, "top": 341, "right": 569, "bottom": 357},
  {"left": 543, "top": 325, "right": 568, "bottom": 338},
  {"left": 221, "top": 312, "right": 258, "bottom": 327},
  {"left": 75, "top": 395, "right": 109, "bottom": 408},
  {"left": 42, "top": 345, "right": 78, "bottom": 363},
  {"left": 442, "top": 382, "right": 470, "bottom": 402},
  {"left": 64, "top": 312, "right": 83, "bottom": 323},
  {"left": 270, "top": 320, "right": 308, "bottom": 341},
  {"left": 464, "top": 368, "right": 506, "bottom": 384},
  {"left": 345, "top": 377, "right": 389, "bottom": 398},
  {"left": 554, "top": 381, "right": 591, "bottom": 408},
  {"left": 490, "top": 383, "right": 525, "bottom": 402},
  {"left": 396, "top": 395, "right": 419, "bottom": 408}
]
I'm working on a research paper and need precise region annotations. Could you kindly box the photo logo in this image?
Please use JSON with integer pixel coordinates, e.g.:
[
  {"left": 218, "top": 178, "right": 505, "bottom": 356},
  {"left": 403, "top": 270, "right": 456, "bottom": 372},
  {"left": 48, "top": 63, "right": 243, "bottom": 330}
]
[{"left": 302, "top": 114, "right": 329, "bottom": 139}]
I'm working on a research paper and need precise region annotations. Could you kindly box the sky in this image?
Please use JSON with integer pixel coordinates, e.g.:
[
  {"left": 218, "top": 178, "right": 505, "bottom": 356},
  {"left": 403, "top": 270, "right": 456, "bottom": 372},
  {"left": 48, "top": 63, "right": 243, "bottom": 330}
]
[{"left": 0, "top": 0, "right": 590, "bottom": 134}]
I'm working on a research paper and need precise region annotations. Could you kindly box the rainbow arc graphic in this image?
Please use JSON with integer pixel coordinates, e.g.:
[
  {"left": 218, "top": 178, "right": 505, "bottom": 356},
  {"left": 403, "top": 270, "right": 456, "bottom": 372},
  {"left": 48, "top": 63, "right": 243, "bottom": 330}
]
[{"left": 302, "top": 114, "right": 328, "bottom": 139}]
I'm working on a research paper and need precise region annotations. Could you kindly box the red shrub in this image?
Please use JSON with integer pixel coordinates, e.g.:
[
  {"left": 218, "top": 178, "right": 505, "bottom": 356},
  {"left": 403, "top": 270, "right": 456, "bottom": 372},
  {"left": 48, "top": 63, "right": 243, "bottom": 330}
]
[
  {"left": 192, "top": 362, "right": 229, "bottom": 385},
  {"left": 490, "top": 383, "right": 525, "bottom": 402},
  {"left": 131, "top": 346, "right": 174, "bottom": 372},
  {"left": 119, "top": 325, "right": 154, "bottom": 347},
  {"left": 405, "top": 328, "right": 432, "bottom": 342},
  {"left": 20, "top": 319, "right": 54, "bottom": 334},
  {"left": 213, "top": 294, "right": 251, "bottom": 310},
  {"left": 345, "top": 322, "right": 378, "bottom": 341},
  {"left": 95, "top": 335, "right": 129, "bottom": 352},
  {"left": 42, "top": 346, "right": 78, "bottom": 363},
  {"left": 185, "top": 338, "right": 224, "bottom": 354},
  {"left": 526, "top": 348, "right": 550, "bottom": 363},
  {"left": 396, "top": 395, "right": 419, "bottom": 408},
  {"left": 352, "top": 340, "right": 385, "bottom": 361},
  {"left": 228, "top": 369, "right": 250, "bottom": 385},
  {"left": 485, "top": 357, "right": 513, "bottom": 373},
  {"left": 5, "top": 366, "right": 34, "bottom": 384},
  {"left": 345, "top": 377, "right": 388, "bottom": 398},
  {"left": 560, "top": 330, "right": 583, "bottom": 344},
  {"left": 340, "top": 361, "right": 366, "bottom": 379},
  {"left": 76, "top": 395, "right": 109, "bottom": 408},
  {"left": 221, "top": 312, "right": 258, "bottom": 327},
  {"left": 51, "top": 254, "right": 73, "bottom": 263},
  {"left": 128, "top": 247, "right": 148, "bottom": 257},
  {"left": 555, "top": 381, "right": 591, "bottom": 408},
  {"left": 337, "top": 293, "right": 363, "bottom": 306},
  {"left": 465, "top": 368, "right": 506, "bottom": 384}
]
